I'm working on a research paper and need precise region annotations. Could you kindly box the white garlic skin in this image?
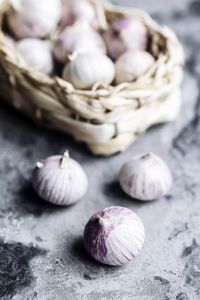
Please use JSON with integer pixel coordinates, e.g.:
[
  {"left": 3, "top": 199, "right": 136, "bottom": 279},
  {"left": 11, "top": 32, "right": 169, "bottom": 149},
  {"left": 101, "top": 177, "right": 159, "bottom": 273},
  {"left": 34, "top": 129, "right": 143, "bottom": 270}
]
[
  {"left": 17, "top": 38, "right": 53, "bottom": 74},
  {"left": 61, "top": 0, "right": 96, "bottom": 29},
  {"left": 32, "top": 152, "right": 88, "bottom": 206},
  {"left": 84, "top": 206, "right": 145, "bottom": 266},
  {"left": 115, "top": 50, "right": 155, "bottom": 84},
  {"left": 119, "top": 153, "right": 172, "bottom": 201},
  {"left": 7, "top": 0, "right": 62, "bottom": 39},
  {"left": 62, "top": 52, "right": 115, "bottom": 89},
  {"left": 4, "top": 34, "right": 16, "bottom": 49},
  {"left": 103, "top": 18, "right": 148, "bottom": 60},
  {"left": 54, "top": 21, "right": 106, "bottom": 63}
]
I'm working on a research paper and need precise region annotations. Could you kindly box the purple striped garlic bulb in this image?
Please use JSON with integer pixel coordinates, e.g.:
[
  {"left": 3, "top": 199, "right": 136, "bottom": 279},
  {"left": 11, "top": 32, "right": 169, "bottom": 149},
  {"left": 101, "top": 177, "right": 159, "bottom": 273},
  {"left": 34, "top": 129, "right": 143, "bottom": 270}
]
[
  {"left": 7, "top": 0, "right": 62, "bottom": 39},
  {"left": 119, "top": 153, "right": 172, "bottom": 201},
  {"left": 84, "top": 206, "right": 145, "bottom": 266},
  {"left": 103, "top": 18, "right": 148, "bottom": 60},
  {"left": 32, "top": 151, "right": 88, "bottom": 206}
]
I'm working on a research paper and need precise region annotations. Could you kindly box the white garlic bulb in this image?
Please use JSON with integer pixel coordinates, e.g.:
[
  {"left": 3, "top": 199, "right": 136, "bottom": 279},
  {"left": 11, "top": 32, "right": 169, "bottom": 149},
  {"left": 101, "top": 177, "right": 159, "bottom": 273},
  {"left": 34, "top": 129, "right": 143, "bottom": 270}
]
[
  {"left": 17, "top": 38, "right": 53, "bottom": 74},
  {"left": 62, "top": 52, "right": 115, "bottom": 89},
  {"left": 118, "top": 153, "right": 172, "bottom": 201},
  {"left": 61, "top": 0, "right": 96, "bottom": 29},
  {"left": 7, "top": 0, "right": 62, "bottom": 39},
  {"left": 4, "top": 34, "right": 16, "bottom": 49},
  {"left": 103, "top": 18, "right": 148, "bottom": 60},
  {"left": 115, "top": 50, "right": 155, "bottom": 84},
  {"left": 53, "top": 21, "right": 106, "bottom": 63},
  {"left": 32, "top": 151, "right": 88, "bottom": 206}
]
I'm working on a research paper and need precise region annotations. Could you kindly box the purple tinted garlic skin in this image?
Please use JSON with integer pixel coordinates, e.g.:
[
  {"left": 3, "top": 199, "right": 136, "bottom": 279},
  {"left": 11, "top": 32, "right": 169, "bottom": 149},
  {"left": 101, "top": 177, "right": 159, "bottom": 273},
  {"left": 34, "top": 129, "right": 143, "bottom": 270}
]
[
  {"left": 7, "top": 0, "right": 62, "bottom": 39},
  {"left": 53, "top": 21, "right": 106, "bottom": 63},
  {"left": 61, "top": 0, "right": 96, "bottom": 29},
  {"left": 103, "top": 18, "right": 148, "bottom": 60},
  {"left": 32, "top": 151, "right": 88, "bottom": 206},
  {"left": 119, "top": 153, "right": 172, "bottom": 201},
  {"left": 84, "top": 206, "right": 145, "bottom": 266}
]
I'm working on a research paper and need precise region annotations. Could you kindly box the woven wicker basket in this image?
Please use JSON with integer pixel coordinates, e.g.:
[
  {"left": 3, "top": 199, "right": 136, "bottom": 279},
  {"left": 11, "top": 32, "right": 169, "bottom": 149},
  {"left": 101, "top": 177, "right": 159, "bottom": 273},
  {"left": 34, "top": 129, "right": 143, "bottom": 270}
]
[{"left": 0, "top": 0, "right": 184, "bottom": 155}]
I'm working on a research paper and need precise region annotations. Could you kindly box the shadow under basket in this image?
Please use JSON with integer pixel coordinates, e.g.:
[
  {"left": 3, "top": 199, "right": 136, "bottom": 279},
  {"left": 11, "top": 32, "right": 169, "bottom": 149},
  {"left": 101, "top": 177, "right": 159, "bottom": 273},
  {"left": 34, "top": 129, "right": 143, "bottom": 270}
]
[{"left": 0, "top": 0, "right": 184, "bottom": 156}]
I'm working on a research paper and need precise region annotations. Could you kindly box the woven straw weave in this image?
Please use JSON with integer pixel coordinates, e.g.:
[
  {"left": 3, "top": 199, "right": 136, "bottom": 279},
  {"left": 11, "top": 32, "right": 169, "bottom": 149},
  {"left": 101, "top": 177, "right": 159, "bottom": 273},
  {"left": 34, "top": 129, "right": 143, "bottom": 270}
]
[{"left": 0, "top": 0, "right": 184, "bottom": 155}]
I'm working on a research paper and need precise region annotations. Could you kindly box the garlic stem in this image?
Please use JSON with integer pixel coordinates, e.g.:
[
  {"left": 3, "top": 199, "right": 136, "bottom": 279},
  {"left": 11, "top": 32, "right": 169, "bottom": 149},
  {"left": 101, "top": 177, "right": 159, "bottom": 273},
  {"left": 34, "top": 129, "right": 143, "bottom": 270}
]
[
  {"left": 60, "top": 151, "right": 70, "bottom": 169},
  {"left": 97, "top": 216, "right": 105, "bottom": 225},
  {"left": 36, "top": 161, "right": 44, "bottom": 169},
  {"left": 68, "top": 51, "right": 79, "bottom": 62},
  {"left": 141, "top": 153, "right": 152, "bottom": 160}
]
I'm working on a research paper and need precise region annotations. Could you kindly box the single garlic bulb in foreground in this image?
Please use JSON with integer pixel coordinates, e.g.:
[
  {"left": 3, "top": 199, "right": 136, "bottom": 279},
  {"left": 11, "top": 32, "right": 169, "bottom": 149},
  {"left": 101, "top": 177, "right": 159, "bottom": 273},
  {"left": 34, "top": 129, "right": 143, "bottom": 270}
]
[
  {"left": 103, "top": 18, "right": 148, "bottom": 60},
  {"left": 119, "top": 153, "right": 172, "bottom": 201},
  {"left": 7, "top": 0, "right": 62, "bottom": 39},
  {"left": 32, "top": 151, "right": 88, "bottom": 206},
  {"left": 84, "top": 206, "right": 145, "bottom": 266},
  {"left": 17, "top": 38, "right": 53, "bottom": 74},
  {"left": 61, "top": 0, "right": 96, "bottom": 29},
  {"left": 62, "top": 52, "right": 115, "bottom": 89},
  {"left": 115, "top": 50, "right": 155, "bottom": 84},
  {"left": 53, "top": 21, "right": 106, "bottom": 63}
]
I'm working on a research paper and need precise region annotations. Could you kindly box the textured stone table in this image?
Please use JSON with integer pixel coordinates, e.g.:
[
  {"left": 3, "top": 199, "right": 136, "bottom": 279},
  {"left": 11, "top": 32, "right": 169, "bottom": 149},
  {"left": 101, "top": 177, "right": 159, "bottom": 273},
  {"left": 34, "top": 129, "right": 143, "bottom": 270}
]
[{"left": 1, "top": 0, "right": 200, "bottom": 299}]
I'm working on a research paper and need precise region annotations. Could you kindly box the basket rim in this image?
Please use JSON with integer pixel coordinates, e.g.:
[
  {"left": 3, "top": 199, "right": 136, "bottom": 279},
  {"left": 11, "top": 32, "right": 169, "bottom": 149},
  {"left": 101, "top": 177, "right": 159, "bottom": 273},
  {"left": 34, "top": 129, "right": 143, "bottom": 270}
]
[{"left": 0, "top": 0, "right": 184, "bottom": 97}]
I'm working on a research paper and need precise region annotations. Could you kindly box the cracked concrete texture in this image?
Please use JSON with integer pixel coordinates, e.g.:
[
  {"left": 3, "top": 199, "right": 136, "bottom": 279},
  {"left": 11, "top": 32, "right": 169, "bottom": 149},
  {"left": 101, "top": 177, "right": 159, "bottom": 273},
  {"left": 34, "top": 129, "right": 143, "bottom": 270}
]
[{"left": 0, "top": 0, "right": 200, "bottom": 299}]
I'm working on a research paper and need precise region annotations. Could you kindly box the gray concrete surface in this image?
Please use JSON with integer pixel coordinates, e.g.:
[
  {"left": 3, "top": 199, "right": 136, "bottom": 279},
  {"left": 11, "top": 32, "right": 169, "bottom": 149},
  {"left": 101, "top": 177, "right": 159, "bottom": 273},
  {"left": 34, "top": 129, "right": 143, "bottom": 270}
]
[{"left": 1, "top": 0, "right": 200, "bottom": 299}]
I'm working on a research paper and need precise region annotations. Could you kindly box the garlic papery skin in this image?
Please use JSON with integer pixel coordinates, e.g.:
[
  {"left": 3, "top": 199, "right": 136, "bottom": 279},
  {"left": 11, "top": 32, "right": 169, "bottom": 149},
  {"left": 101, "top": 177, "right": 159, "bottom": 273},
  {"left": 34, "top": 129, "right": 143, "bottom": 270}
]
[
  {"left": 17, "top": 38, "right": 53, "bottom": 75},
  {"left": 119, "top": 153, "right": 172, "bottom": 201},
  {"left": 61, "top": 0, "right": 96, "bottom": 29},
  {"left": 62, "top": 52, "right": 115, "bottom": 89},
  {"left": 53, "top": 21, "right": 106, "bottom": 63},
  {"left": 4, "top": 34, "right": 16, "bottom": 49},
  {"left": 103, "top": 18, "right": 148, "bottom": 60},
  {"left": 115, "top": 50, "right": 155, "bottom": 84},
  {"left": 32, "top": 151, "right": 88, "bottom": 206},
  {"left": 84, "top": 206, "right": 145, "bottom": 266},
  {"left": 7, "top": 0, "right": 62, "bottom": 39}
]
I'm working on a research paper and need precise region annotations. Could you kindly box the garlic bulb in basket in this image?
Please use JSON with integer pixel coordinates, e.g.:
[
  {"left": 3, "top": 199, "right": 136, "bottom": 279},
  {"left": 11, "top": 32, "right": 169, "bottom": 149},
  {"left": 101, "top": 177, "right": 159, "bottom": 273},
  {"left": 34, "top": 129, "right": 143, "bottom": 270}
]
[
  {"left": 61, "top": 0, "right": 96, "bottom": 29},
  {"left": 53, "top": 21, "right": 106, "bottom": 63},
  {"left": 118, "top": 153, "right": 172, "bottom": 201},
  {"left": 32, "top": 151, "right": 88, "bottom": 206},
  {"left": 7, "top": 0, "right": 62, "bottom": 38},
  {"left": 115, "top": 50, "right": 155, "bottom": 84},
  {"left": 17, "top": 38, "right": 53, "bottom": 75},
  {"left": 84, "top": 206, "right": 145, "bottom": 266},
  {"left": 62, "top": 52, "right": 115, "bottom": 89},
  {"left": 103, "top": 18, "right": 148, "bottom": 60},
  {"left": 4, "top": 34, "right": 15, "bottom": 49}
]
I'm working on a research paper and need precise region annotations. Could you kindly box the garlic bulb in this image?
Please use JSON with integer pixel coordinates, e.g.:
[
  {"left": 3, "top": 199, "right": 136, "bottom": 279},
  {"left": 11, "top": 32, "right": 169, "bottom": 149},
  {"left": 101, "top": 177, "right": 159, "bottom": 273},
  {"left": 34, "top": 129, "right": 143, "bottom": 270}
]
[
  {"left": 53, "top": 21, "right": 106, "bottom": 63},
  {"left": 115, "top": 50, "right": 155, "bottom": 84},
  {"left": 4, "top": 34, "right": 16, "bottom": 49},
  {"left": 103, "top": 18, "right": 148, "bottom": 60},
  {"left": 119, "top": 153, "right": 172, "bottom": 201},
  {"left": 62, "top": 52, "right": 115, "bottom": 89},
  {"left": 32, "top": 151, "right": 88, "bottom": 206},
  {"left": 7, "top": 0, "right": 62, "bottom": 39},
  {"left": 61, "top": 0, "right": 96, "bottom": 29},
  {"left": 17, "top": 38, "right": 53, "bottom": 74},
  {"left": 84, "top": 206, "right": 145, "bottom": 266}
]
